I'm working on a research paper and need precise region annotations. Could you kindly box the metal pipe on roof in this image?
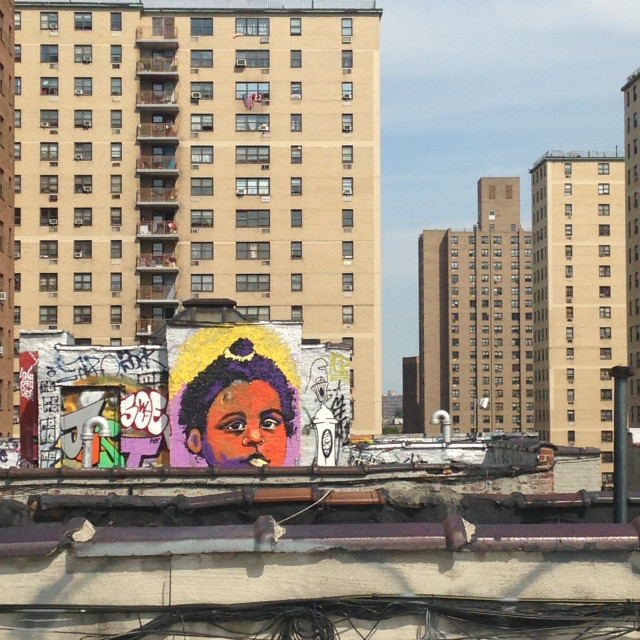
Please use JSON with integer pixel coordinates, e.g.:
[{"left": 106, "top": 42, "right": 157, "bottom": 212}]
[
  {"left": 430, "top": 410, "right": 452, "bottom": 444},
  {"left": 611, "top": 366, "right": 635, "bottom": 523},
  {"left": 80, "top": 417, "right": 111, "bottom": 469}
]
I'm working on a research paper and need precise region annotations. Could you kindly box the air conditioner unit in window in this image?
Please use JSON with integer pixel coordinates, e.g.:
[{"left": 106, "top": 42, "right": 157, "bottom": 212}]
[
  {"left": 0, "top": 346, "right": 5, "bottom": 357},
  {"left": 236, "top": 189, "right": 246, "bottom": 196},
  {"left": 74, "top": 252, "right": 83, "bottom": 258},
  {"left": 41, "top": 122, "right": 50, "bottom": 128},
  {"left": 74, "top": 89, "right": 83, "bottom": 96},
  {"left": 82, "top": 56, "right": 91, "bottom": 63},
  {"left": 83, "top": 121, "right": 91, "bottom": 128},
  {"left": 49, "top": 194, "right": 58, "bottom": 202},
  {"left": 235, "top": 58, "right": 247, "bottom": 67},
  {"left": 74, "top": 219, "right": 83, "bottom": 226},
  {"left": 342, "top": 36, "right": 351, "bottom": 44},
  {"left": 74, "top": 154, "right": 83, "bottom": 161},
  {"left": 260, "top": 36, "right": 270, "bottom": 44},
  {"left": 342, "top": 124, "right": 352, "bottom": 133},
  {"left": 343, "top": 285, "right": 353, "bottom": 291},
  {"left": 49, "top": 218, "right": 58, "bottom": 226},
  {"left": 190, "top": 91, "right": 201, "bottom": 100},
  {"left": 49, "top": 23, "right": 58, "bottom": 30},
  {"left": 258, "top": 123, "right": 269, "bottom": 131},
  {"left": 342, "top": 93, "right": 352, "bottom": 100},
  {"left": 0, "top": 292, "right": 7, "bottom": 302},
  {"left": 343, "top": 188, "right": 353, "bottom": 196},
  {"left": 290, "top": 94, "right": 301, "bottom": 100},
  {"left": 83, "top": 186, "right": 92, "bottom": 193}
]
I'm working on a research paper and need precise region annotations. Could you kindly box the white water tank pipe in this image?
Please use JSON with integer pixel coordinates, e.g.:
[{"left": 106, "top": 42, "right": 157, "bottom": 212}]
[{"left": 430, "top": 409, "right": 452, "bottom": 444}]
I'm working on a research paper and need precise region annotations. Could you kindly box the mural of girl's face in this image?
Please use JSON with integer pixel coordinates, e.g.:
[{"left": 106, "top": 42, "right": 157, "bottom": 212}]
[{"left": 187, "top": 380, "right": 287, "bottom": 467}]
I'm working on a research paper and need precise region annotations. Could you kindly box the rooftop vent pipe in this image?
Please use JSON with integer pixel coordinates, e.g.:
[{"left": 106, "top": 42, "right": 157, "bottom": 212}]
[{"left": 430, "top": 409, "right": 452, "bottom": 444}]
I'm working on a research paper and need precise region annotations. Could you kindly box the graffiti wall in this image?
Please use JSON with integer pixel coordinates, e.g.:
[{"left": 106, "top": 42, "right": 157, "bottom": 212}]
[
  {"left": 167, "top": 323, "right": 303, "bottom": 468},
  {"left": 18, "top": 325, "right": 352, "bottom": 470},
  {"left": 19, "top": 351, "right": 39, "bottom": 465},
  {"left": 299, "top": 344, "right": 352, "bottom": 466},
  {"left": 25, "top": 332, "right": 169, "bottom": 469},
  {"left": 0, "top": 440, "right": 21, "bottom": 469}
]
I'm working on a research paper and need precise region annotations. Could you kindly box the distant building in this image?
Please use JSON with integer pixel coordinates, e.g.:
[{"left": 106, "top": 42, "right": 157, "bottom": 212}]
[
  {"left": 529, "top": 151, "right": 626, "bottom": 487},
  {"left": 419, "top": 178, "right": 533, "bottom": 436},
  {"left": 381, "top": 390, "right": 402, "bottom": 424},
  {"left": 402, "top": 355, "right": 420, "bottom": 433}
]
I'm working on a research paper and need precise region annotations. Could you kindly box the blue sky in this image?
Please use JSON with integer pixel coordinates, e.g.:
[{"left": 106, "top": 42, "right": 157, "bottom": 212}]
[{"left": 379, "top": 0, "right": 640, "bottom": 392}]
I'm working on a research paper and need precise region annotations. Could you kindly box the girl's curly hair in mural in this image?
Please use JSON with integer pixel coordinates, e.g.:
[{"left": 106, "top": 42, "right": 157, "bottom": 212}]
[{"left": 179, "top": 337, "right": 298, "bottom": 442}]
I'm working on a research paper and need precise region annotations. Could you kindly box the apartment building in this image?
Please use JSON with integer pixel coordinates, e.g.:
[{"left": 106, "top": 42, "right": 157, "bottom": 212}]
[
  {"left": 530, "top": 152, "right": 625, "bottom": 487},
  {"left": 0, "top": 0, "right": 14, "bottom": 437},
  {"left": 419, "top": 178, "right": 534, "bottom": 436},
  {"left": 623, "top": 71, "right": 640, "bottom": 433},
  {"left": 13, "top": 0, "right": 382, "bottom": 434}
]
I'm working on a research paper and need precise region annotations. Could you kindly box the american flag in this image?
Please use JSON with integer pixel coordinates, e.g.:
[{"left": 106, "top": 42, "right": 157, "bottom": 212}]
[{"left": 243, "top": 93, "right": 254, "bottom": 110}]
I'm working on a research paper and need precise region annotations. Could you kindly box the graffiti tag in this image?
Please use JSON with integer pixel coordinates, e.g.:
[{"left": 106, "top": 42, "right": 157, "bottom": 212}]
[{"left": 120, "top": 390, "right": 168, "bottom": 436}]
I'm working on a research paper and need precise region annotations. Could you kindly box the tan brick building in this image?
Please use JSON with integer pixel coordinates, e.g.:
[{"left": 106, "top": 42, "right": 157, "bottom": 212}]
[
  {"left": 419, "top": 178, "right": 534, "bottom": 436},
  {"left": 12, "top": 0, "right": 382, "bottom": 434},
  {"left": 0, "top": 0, "right": 15, "bottom": 436},
  {"left": 530, "top": 152, "right": 626, "bottom": 487}
]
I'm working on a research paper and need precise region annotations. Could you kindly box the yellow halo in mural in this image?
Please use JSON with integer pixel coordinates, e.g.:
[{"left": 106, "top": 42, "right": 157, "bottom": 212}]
[{"left": 169, "top": 325, "right": 300, "bottom": 397}]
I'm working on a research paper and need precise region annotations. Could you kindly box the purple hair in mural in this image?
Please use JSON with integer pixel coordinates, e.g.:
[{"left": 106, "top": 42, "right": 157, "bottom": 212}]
[{"left": 179, "top": 338, "right": 298, "bottom": 468}]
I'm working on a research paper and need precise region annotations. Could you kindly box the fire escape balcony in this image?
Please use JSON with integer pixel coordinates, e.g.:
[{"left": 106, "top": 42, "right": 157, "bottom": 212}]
[
  {"left": 136, "top": 253, "right": 178, "bottom": 272},
  {"left": 136, "top": 188, "right": 179, "bottom": 208},
  {"left": 137, "top": 221, "right": 178, "bottom": 240},
  {"left": 135, "top": 319, "right": 165, "bottom": 335},
  {"left": 136, "top": 122, "right": 179, "bottom": 143},
  {"left": 136, "top": 155, "right": 179, "bottom": 176},
  {"left": 136, "top": 90, "right": 179, "bottom": 111},
  {"left": 135, "top": 25, "right": 178, "bottom": 49},
  {"left": 137, "top": 285, "right": 179, "bottom": 304},
  {"left": 137, "top": 57, "right": 178, "bottom": 78}
]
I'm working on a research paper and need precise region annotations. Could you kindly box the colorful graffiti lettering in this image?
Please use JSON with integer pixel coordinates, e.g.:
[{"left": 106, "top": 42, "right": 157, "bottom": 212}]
[
  {"left": 120, "top": 390, "right": 168, "bottom": 435},
  {"left": 169, "top": 327, "right": 301, "bottom": 468}
]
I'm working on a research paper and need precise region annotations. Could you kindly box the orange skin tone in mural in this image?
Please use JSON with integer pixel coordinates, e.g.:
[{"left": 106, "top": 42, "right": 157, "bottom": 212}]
[{"left": 186, "top": 380, "right": 287, "bottom": 467}]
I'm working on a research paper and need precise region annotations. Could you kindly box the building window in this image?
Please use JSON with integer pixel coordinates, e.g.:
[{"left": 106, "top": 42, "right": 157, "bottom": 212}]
[
  {"left": 191, "top": 242, "right": 213, "bottom": 260},
  {"left": 74, "top": 45, "right": 92, "bottom": 64},
  {"left": 110, "top": 11, "right": 122, "bottom": 31},
  {"left": 600, "top": 327, "right": 612, "bottom": 339},
  {"left": 342, "top": 273, "right": 353, "bottom": 291},
  {"left": 564, "top": 183, "right": 572, "bottom": 195},
  {"left": 15, "top": 11, "right": 20, "bottom": 30},
  {"left": 39, "top": 273, "right": 58, "bottom": 292},
  {"left": 110, "top": 208, "right": 122, "bottom": 226},
  {"left": 342, "top": 18, "right": 353, "bottom": 37},
  {"left": 342, "top": 177, "right": 354, "bottom": 195},
  {"left": 235, "top": 50, "right": 270, "bottom": 68},
  {"left": 40, "top": 77, "right": 59, "bottom": 95},
  {"left": 236, "top": 274, "right": 270, "bottom": 292},
  {"left": 236, "top": 178, "right": 269, "bottom": 195},
  {"left": 291, "top": 306, "right": 303, "bottom": 321},
  {"left": 291, "top": 209, "right": 302, "bottom": 227},
  {"left": 342, "top": 209, "right": 354, "bottom": 228},
  {"left": 342, "top": 305, "right": 354, "bottom": 324},
  {"left": 235, "top": 81, "right": 270, "bottom": 100},
  {"left": 235, "top": 17, "right": 269, "bottom": 35},
  {"left": 236, "top": 210, "right": 269, "bottom": 228},
  {"left": 290, "top": 50, "right": 302, "bottom": 68},
  {"left": 39, "top": 176, "right": 58, "bottom": 194},
  {"left": 39, "top": 306, "right": 57, "bottom": 324},
  {"left": 40, "top": 45, "right": 58, "bottom": 63},
  {"left": 191, "top": 178, "right": 213, "bottom": 196},
  {"left": 191, "top": 209, "right": 213, "bottom": 228},
  {"left": 73, "top": 273, "right": 92, "bottom": 291},
  {"left": 74, "top": 12, "right": 92, "bottom": 30},
  {"left": 291, "top": 177, "right": 302, "bottom": 195},
  {"left": 41, "top": 109, "right": 59, "bottom": 128},
  {"left": 598, "top": 183, "right": 610, "bottom": 195},
  {"left": 568, "top": 430, "right": 575, "bottom": 443},
  {"left": 73, "top": 240, "right": 91, "bottom": 258},
  {"left": 342, "top": 241, "right": 354, "bottom": 259},
  {"left": 111, "top": 143, "right": 122, "bottom": 161},
  {"left": 599, "top": 245, "right": 611, "bottom": 257},
  {"left": 602, "top": 451, "right": 613, "bottom": 464},
  {"left": 191, "top": 274, "right": 214, "bottom": 292},
  {"left": 110, "top": 77, "right": 122, "bottom": 96},
  {"left": 236, "top": 146, "right": 269, "bottom": 164},
  {"left": 74, "top": 110, "right": 92, "bottom": 128},
  {"left": 342, "top": 113, "right": 353, "bottom": 132},
  {"left": 598, "top": 204, "right": 610, "bottom": 216},
  {"left": 110, "top": 306, "right": 122, "bottom": 324},
  {"left": 600, "top": 348, "right": 612, "bottom": 360},
  {"left": 291, "top": 242, "right": 302, "bottom": 259},
  {"left": 599, "top": 286, "right": 611, "bottom": 298},
  {"left": 74, "top": 175, "right": 92, "bottom": 193},
  {"left": 342, "top": 82, "right": 353, "bottom": 100},
  {"left": 601, "top": 430, "right": 613, "bottom": 442},
  {"left": 599, "top": 265, "right": 611, "bottom": 277},
  {"left": 236, "top": 114, "right": 269, "bottom": 131},
  {"left": 237, "top": 306, "right": 270, "bottom": 322},
  {"left": 191, "top": 50, "right": 213, "bottom": 68},
  {"left": 291, "top": 274, "right": 303, "bottom": 291},
  {"left": 111, "top": 45, "right": 122, "bottom": 64},
  {"left": 14, "top": 110, "right": 20, "bottom": 128},
  {"left": 342, "top": 145, "right": 354, "bottom": 163},
  {"left": 110, "top": 273, "right": 122, "bottom": 292},
  {"left": 39, "top": 208, "right": 58, "bottom": 226},
  {"left": 291, "top": 145, "right": 302, "bottom": 164},
  {"left": 598, "top": 162, "right": 610, "bottom": 175},
  {"left": 40, "top": 240, "right": 58, "bottom": 259},
  {"left": 599, "top": 225, "right": 611, "bottom": 236},
  {"left": 291, "top": 114, "right": 302, "bottom": 132},
  {"left": 73, "top": 305, "right": 92, "bottom": 324},
  {"left": 191, "top": 114, "right": 213, "bottom": 132},
  {"left": 14, "top": 78, "right": 21, "bottom": 96},
  {"left": 601, "top": 388, "right": 613, "bottom": 401},
  {"left": 236, "top": 242, "right": 269, "bottom": 260},
  {"left": 342, "top": 50, "right": 353, "bottom": 68},
  {"left": 290, "top": 18, "right": 301, "bottom": 35},
  {"left": 73, "top": 142, "right": 92, "bottom": 161},
  {"left": 191, "top": 17, "right": 213, "bottom": 35},
  {"left": 191, "top": 146, "right": 214, "bottom": 164},
  {"left": 191, "top": 81, "right": 214, "bottom": 100},
  {"left": 110, "top": 110, "right": 122, "bottom": 128},
  {"left": 110, "top": 240, "right": 121, "bottom": 259}
]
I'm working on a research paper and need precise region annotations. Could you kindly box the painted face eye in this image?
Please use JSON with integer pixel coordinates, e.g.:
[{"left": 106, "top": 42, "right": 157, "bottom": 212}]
[
  {"left": 261, "top": 417, "right": 281, "bottom": 431},
  {"left": 223, "top": 420, "right": 245, "bottom": 433}
]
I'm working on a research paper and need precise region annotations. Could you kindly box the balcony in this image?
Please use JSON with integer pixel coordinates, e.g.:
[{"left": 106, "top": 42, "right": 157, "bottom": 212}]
[
  {"left": 136, "top": 90, "right": 178, "bottom": 111},
  {"left": 136, "top": 319, "right": 166, "bottom": 335},
  {"left": 137, "top": 253, "right": 178, "bottom": 272},
  {"left": 137, "top": 285, "right": 178, "bottom": 304},
  {"left": 136, "top": 188, "right": 179, "bottom": 207},
  {"left": 135, "top": 25, "right": 178, "bottom": 48},
  {"left": 137, "top": 57, "right": 178, "bottom": 78},
  {"left": 136, "top": 122, "right": 178, "bottom": 143},
  {"left": 137, "top": 221, "right": 178, "bottom": 240},
  {"left": 136, "top": 155, "right": 179, "bottom": 176}
]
